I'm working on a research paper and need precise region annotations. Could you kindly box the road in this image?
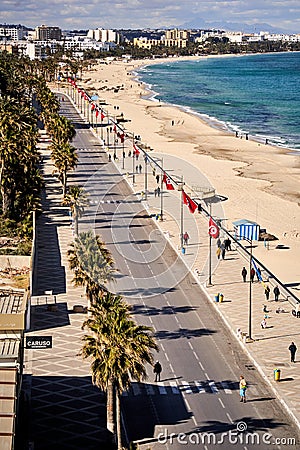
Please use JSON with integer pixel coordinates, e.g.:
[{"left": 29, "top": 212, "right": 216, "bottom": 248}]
[{"left": 60, "top": 94, "right": 299, "bottom": 450}]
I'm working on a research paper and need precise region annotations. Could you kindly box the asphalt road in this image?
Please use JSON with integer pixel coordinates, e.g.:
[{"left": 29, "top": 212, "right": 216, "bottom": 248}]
[{"left": 61, "top": 95, "right": 299, "bottom": 450}]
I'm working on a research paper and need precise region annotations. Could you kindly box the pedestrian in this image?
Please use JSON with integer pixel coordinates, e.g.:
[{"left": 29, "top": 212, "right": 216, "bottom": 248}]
[
  {"left": 156, "top": 174, "right": 160, "bottom": 184},
  {"left": 264, "top": 285, "right": 270, "bottom": 301},
  {"left": 154, "top": 361, "right": 162, "bottom": 382},
  {"left": 157, "top": 186, "right": 161, "bottom": 197},
  {"left": 250, "top": 268, "right": 255, "bottom": 283},
  {"left": 183, "top": 232, "right": 189, "bottom": 245},
  {"left": 136, "top": 165, "right": 138, "bottom": 172},
  {"left": 274, "top": 285, "right": 280, "bottom": 301},
  {"left": 256, "top": 267, "right": 262, "bottom": 281},
  {"left": 224, "top": 238, "right": 232, "bottom": 251},
  {"left": 221, "top": 247, "right": 226, "bottom": 260},
  {"left": 216, "top": 247, "right": 221, "bottom": 260},
  {"left": 139, "top": 164, "right": 142, "bottom": 173},
  {"left": 239, "top": 375, "right": 247, "bottom": 403},
  {"left": 108, "top": 154, "right": 111, "bottom": 162},
  {"left": 261, "top": 318, "right": 267, "bottom": 329},
  {"left": 241, "top": 267, "right": 247, "bottom": 282},
  {"left": 217, "top": 237, "right": 221, "bottom": 248},
  {"left": 123, "top": 150, "right": 126, "bottom": 159},
  {"left": 263, "top": 305, "right": 268, "bottom": 313},
  {"left": 288, "top": 342, "right": 297, "bottom": 363},
  {"left": 113, "top": 152, "right": 117, "bottom": 161},
  {"left": 154, "top": 188, "right": 157, "bottom": 197},
  {"left": 128, "top": 150, "right": 132, "bottom": 157},
  {"left": 152, "top": 168, "right": 156, "bottom": 176}
]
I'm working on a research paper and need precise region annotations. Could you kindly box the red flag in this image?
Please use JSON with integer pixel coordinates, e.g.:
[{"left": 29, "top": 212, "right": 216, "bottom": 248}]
[
  {"left": 101, "top": 112, "right": 106, "bottom": 120},
  {"left": 95, "top": 109, "right": 99, "bottom": 118},
  {"left": 133, "top": 143, "right": 140, "bottom": 156},
  {"left": 182, "top": 190, "right": 197, "bottom": 213},
  {"left": 162, "top": 173, "right": 175, "bottom": 190},
  {"left": 91, "top": 103, "right": 95, "bottom": 111},
  {"left": 113, "top": 124, "right": 117, "bottom": 133},
  {"left": 208, "top": 217, "right": 220, "bottom": 238}
]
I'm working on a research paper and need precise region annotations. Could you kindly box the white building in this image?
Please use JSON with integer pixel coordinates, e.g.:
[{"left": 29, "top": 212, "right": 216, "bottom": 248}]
[
  {"left": 87, "top": 28, "right": 120, "bottom": 44},
  {"left": 0, "top": 26, "right": 25, "bottom": 41}
]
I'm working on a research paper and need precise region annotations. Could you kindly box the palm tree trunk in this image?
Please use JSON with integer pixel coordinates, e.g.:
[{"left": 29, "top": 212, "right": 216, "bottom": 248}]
[
  {"left": 116, "top": 389, "right": 122, "bottom": 450},
  {"left": 107, "top": 379, "right": 115, "bottom": 438},
  {"left": 62, "top": 169, "right": 67, "bottom": 197}
]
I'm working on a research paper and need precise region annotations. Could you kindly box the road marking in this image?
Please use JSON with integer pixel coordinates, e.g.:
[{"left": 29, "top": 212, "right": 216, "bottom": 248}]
[
  {"left": 193, "top": 351, "right": 199, "bottom": 360},
  {"left": 170, "top": 382, "right": 180, "bottom": 394},
  {"left": 169, "top": 363, "right": 174, "bottom": 372},
  {"left": 157, "top": 383, "right": 167, "bottom": 395},
  {"left": 131, "top": 383, "right": 142, "bottom": 396},
  {"left": 195, "top": 381, "right": 205, "bottom": 393},
  {"left": 226, "top": 412, "right": 233, "bottom": 423},
  {"left": 192, "top": 415, "right": 197, "bottom": 426},
  {"left": 165, "top": 353, "right": 169, "bottom": 362},
  {"left": 198, "top": 361, "right": 205, "bottom": 370},
  {"left": 204, "top": 372, "right": 210, "bottom": 380},
  {"left": 188, "top": 342, "right": 193, "bottom": 350},
  {"left": 218, "top": 398, "right": 225, "bottom": 409},
  {"left": 145, "top": 384, "right": 155, "bottom": 396},
  {"left": 180, "top": 381, "right": 193, "bottom": 394},
  {"left": 220, "top": 381, "right": 232, "bottom": 394},
  {"left": 209, "top": 381, "right": 219, "bottom": 394}
]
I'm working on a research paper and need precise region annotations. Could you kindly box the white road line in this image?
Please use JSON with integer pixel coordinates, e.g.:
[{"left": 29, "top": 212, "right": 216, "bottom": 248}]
[
  {"left": 180, "top": 381, "right": 193, "bottom": 394},
  {"left": 220, "top": 381, "right": 232, "bottom": 394},
  {"left": 131, "top": 383, "right": 142, "bottom": 396},
  {"left": 195, "top": 381, "right": 205, "bottom": 393},
  {"left": 169, "top": 382, "right": 180, "bottom": 394},
  {"left": 226, "top": 412, "right": 233, "bottom": 423},
  {"left": 218, "top": 398, "right": 225, "bottom": 409},
  {"left": 192, "top": 415, "right": 197, "bottom": 426},
  {"left": 145, "top": 384, "right": 155, "bottom": 396},
  {"left": 204, "top": 372, "right": 210, "bottom": 380},
  {"left": 169, "top": 363, "right": 175, "bottom": 372},
  {"left": 209, "top": 381, "right": 219, "bottom": 394},
  {"left": 160, "top": 344, "right": 165, "bottom": 352},
  {"left": 165, "top": 353, "right": 170, "bottom": 362},
  {"left": 193, "top": 351, "right": 199, "bottom": 360},
  {"left": 157, "top": 383, "right": 167, "bottom": 395},
  {"left": 188, "top": 341, "right": 193, "bottom": 350},
  {"left": 198, "top": 361, "right": 205, "bottom": 370}
]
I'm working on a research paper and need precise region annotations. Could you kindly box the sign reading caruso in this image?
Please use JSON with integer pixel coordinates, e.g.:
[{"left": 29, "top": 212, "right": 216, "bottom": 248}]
[{"left": 26, "top": 336, "right": 52, "bottom": 349}]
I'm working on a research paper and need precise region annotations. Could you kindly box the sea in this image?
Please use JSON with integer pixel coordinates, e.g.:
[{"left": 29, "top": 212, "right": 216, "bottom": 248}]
[{"left": 137, "top": 52, "right": 300, "bottom": 151}]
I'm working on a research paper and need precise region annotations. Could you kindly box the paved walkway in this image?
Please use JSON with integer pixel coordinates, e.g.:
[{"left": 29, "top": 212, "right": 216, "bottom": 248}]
[
  {"left": 111, "top": 148, "right": 300, "bottom": 432},
  {"left": 22, "top": 136, "right": 112, "bottom": 450}
]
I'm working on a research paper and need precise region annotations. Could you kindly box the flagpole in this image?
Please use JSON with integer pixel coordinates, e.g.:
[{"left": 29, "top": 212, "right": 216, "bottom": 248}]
[
  {"left": 160, "top": 158, "right": 163, "bottom": 220},
  {"left": 144, "top": 155, "right": 148, "bottom": 200},
  {"left": 208, "top": 202, "right": 212, "bottom": 285},
  {"left": 180, "top": 176, "right": 184, "bottom": 249},
  {"left": 132, "top": 135, "right": 135, "bottom": 185}
]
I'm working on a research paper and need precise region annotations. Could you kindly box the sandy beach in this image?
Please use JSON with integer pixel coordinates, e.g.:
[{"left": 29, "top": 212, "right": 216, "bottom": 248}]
[{"left": 77, "top": 56, "right": 300, "bottom": 285}]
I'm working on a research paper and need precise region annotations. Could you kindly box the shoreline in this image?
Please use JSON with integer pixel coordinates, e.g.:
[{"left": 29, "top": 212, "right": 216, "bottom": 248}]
[
  {"left": 135, "top": 54, "right": 300, "bottom": 152},
  {"left": 78, "top": 55, "right": 300, "bottom": 283}
]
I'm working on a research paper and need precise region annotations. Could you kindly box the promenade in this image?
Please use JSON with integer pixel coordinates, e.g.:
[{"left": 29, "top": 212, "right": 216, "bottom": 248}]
[{"left": 22, "top": 136, "right": 112, "bottom": 450}]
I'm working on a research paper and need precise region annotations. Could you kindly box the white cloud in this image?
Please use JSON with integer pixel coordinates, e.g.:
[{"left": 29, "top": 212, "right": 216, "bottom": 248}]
[{"left": 0, "top": 0, "right": 298, "bottom": 32}]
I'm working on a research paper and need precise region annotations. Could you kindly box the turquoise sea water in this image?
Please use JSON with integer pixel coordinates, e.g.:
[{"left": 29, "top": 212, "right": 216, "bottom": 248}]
[{"left": 137, "top": 52, "right": 300, "bottom": 150}]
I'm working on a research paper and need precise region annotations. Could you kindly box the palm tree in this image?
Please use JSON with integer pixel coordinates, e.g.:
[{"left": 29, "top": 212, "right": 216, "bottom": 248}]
[
  {"left": 68, "top": 231, "right": 116, "bottom": 299},
  {"left": 62, "top": 185, "right": 89, "bottom": 235},
  {"left": 80, "top": 300, "right": 158, "bottom": 449},
  {"left": 50, "top": 141, "right": 78, "bottom": 196}
]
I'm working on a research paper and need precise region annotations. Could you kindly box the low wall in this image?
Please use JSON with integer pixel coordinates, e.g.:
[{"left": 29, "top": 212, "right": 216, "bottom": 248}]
[{"left": 0, "top": 255, "right": 30, "bottom": 268}]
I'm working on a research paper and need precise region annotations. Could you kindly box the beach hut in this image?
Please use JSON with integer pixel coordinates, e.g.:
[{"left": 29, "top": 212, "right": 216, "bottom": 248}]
[{"left": 233, "top": 219, "right": 260, "bottom": 241}]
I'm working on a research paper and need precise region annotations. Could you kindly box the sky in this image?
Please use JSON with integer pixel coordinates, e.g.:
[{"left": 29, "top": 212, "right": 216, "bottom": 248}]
[{"left": 0, "top": 0, "right": 299, "bottom": 33}]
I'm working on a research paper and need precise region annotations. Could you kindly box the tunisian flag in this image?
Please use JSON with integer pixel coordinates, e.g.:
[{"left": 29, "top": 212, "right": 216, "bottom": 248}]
[
  {"left": 208, "top": 217, "right": 220, "bottom": 238},
  {"left": 133, "top": 143, "right": 140, "bottom": 156},
  {"left": 182, "top": 190, "right": 197, "bottom": 213},
  {"left": 162, "top": 173, "right": 175, "bottom": 190}
]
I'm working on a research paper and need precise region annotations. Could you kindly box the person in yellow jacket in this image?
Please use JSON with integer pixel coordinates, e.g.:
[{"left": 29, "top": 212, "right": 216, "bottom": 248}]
[{"left": 239, "top": 375, "right": 247, "bottom": 403}]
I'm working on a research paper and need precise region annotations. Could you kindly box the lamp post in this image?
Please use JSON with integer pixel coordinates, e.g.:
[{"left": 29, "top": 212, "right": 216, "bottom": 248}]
[
  {"left": 237, "top": 235, "right": 253, "bottom": 341},
  {"left": 177, "top": 176, "right": 184, "bottom": 249}
]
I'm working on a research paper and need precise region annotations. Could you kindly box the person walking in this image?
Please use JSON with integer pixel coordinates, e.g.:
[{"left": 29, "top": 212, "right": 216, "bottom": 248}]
[
  {"left": 239, "top": 375, "right": 247, "bottom": 403},
  {"left": 241, "top": 267, "right": 247, "bottom": 282},
  {"left": 256, "top": 267, "right": 262, "bottom": 281},
  {"left": 289, "top": 342, "right": 297, "bottom": 363},
  {"left": 250, "top": 268, "right": 255, "bottom": 283},
  {"left": 274, "top": 285, "right": 280, "bottom": 301},
  {"left": 154, "top": 361, "right": 162, "bottom": 382},
  {"left": 157, "top": 186, "right": 161, "bottom": 197},
  {"left": 216, "top": 247, "right": 221, "bottom": 260},
  {"left": 261, "top": 318, "right": 267, "bottom": 329},
  {"left": 221, "top": 247, "right": 226, "bottom": 260},
  {"left": 183, "top": 232, "right": 189, "bottom": 246},
  {"left": 264, "top": 285, "right": 270, "bottom": 301}
]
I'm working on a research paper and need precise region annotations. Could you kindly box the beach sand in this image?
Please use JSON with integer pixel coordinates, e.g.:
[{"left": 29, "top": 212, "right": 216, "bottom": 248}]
[{"left": 77, "top": 56, "right": 300, "bottom": 285}]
